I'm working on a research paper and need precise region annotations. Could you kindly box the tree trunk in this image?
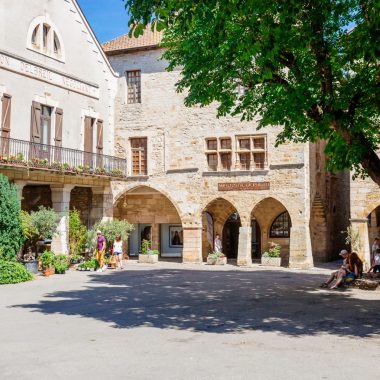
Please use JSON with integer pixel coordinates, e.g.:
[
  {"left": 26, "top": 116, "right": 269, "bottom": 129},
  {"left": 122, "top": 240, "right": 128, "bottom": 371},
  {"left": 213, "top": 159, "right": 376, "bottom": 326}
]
[{"left": 361, "top": 147, "right": 380, "bottom": 187}]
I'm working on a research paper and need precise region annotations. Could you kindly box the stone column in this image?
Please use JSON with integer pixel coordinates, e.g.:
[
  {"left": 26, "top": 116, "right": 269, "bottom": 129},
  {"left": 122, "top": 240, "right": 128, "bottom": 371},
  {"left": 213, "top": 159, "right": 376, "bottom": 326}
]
[
  {"left": 288, "top": 224, "right": 313, "bottom": 269},
  {"left": 182, "top": 224, "right": 203, "bottom": 264},
  {"left": 151, "top": 223, "right": 159, "bottom": 251},
  {"left": 13, "top": 180, "right": 27, "bottom": 206},
  {"left": 51, "top": 184, "right": 74, "bottom": 254},
  {"left": 350, "top": 218, "right": 370, "bottom": 270},
  {"left": 91, "top": 186, "right": 113, "bottom": 224},
  {"left": 237, "top": 225, "right": 252, "bottom": 266}
]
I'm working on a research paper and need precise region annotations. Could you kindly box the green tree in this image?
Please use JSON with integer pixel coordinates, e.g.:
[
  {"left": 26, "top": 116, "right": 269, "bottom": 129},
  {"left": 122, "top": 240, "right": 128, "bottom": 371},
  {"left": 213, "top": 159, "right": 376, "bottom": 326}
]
[
  {"left": 125, "top": 0, "right": 380, "bottom": 184},
  {"left": 30, "top": 206, "right": 59, "bottom": 241},
  {"left": 0, "top": 174, "right": 24, "bottom": 260}
]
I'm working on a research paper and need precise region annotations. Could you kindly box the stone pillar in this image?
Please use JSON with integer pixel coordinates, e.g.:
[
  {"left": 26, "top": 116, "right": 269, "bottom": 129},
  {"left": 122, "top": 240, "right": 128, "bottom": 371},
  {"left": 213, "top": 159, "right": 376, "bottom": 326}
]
[
  {"left": 288, "top": 224, "right": 313, "bottom": 269},
  {"left": 51, "top": 184, "right": 74, "bottom": 254},
  {"left": 350, "top": 218, "right": 370, "bottom": 270},
  {"left": 237, "top": 226, "right": 252, "bottom": 266},
  {"left": 182, "top": 225, "right": 202, "bottom": 264},
  {"left": 151, "top": 223, "right": 159, "bottom": 251},
  {"left": 91, "top": 186, "right": 113, "bottom": 224},
  {"left": 13, "top": 180, "right": 27, "bottom": 206}
]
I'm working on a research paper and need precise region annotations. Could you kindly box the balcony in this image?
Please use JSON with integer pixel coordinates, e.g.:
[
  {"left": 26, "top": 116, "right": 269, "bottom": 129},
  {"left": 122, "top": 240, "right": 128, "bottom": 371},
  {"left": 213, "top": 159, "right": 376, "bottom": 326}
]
[{"left": 0, "top": 136, "right": 127, "bottom": 179}]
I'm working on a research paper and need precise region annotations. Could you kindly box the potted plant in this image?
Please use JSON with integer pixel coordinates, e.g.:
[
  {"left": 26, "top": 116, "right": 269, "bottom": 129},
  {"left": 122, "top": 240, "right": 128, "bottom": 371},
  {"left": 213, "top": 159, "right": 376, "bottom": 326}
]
[
  {"left": 54, "top": 254, "right": 69, "bottom": 274},
  {"left": 40, "top": 250, "right": 55, "bottom": 276},
  {"left": 138, "top": 239, "right": 159, "bottom": 264},
  {"left": 207, "top": 251, "right": 227, "bottom": 265},
  {"left": 22, "top": 247, "right": 39, "bottom": 274},
  {"left": 261, "top": 242, "right": 282, "bottom": 266},
  {"left": 30, "top": 206, "right": 60, "bottom": 246}
]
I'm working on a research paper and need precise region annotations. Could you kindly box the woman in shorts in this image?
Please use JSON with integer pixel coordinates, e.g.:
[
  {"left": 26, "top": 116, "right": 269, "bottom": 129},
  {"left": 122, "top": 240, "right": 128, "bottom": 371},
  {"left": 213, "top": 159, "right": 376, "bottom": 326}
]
[{"left": 113, "top": 234, "right": 124, "bottom": 270}]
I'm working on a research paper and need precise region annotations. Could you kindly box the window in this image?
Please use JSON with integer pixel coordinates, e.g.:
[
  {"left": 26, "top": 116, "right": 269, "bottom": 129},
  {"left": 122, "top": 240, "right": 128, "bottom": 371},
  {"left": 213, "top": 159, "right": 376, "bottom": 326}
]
[
  {"left": 236, "top": 135, "right": 267, "bottom": 170},
  {"left": 27, "top": 18, "right": 64, "bottom": 61},
  {"left": 207, "top": 153, "right": 218, "bottom": 171},
  {"left": 40, "top": 105, "right": 52, "bottom": 148},
  {"left": 131, "top": 138, "right": 147, "bottom": 175},
  {"left": 53, "top": 32, "right": 61, "bottom": 55},
  {"left": 31, "top": 25, "right": 39, "bottom": 46},
  {"left": 126, "top": 70, "right": 141, "bottom": 104},
  {"left": 205, "top": 137, "right": 232, "bottom": 171},
  {"left": 42, "top": 24, "right": 50, "bottom": 50},
  {"left": 270, "top": 212, "right": 291, "bottom": 238}
]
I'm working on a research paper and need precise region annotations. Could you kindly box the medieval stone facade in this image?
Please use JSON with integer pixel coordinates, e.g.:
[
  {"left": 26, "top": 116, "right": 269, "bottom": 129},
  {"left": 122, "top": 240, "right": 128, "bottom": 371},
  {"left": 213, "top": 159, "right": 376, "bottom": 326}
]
[{"left": 104, "top": 35, "right": 350, "bottom": 268}]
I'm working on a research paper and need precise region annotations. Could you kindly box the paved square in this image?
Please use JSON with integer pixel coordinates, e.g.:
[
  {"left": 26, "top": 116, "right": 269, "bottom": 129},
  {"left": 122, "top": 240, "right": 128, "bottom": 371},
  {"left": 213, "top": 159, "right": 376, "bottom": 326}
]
[{"left": 1, "top": 262, "right": 379, "bottom": 380}]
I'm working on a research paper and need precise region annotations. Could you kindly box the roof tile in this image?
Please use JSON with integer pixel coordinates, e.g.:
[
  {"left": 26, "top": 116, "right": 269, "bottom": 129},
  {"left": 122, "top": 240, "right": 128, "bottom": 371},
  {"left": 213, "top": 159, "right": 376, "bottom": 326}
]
[{"left": 102, "top": 29, "right": 163, "bottom": 53}]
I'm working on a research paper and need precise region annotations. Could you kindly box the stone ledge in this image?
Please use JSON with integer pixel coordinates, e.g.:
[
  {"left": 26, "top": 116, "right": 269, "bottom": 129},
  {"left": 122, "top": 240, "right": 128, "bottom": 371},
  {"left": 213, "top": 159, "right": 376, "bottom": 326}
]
[
  {"left": 269, "top": 163, "right": 304, "bottom": 170},
  {"left": 202, "top": 170, "right": 269, "bottom": 177},
  {"left": 166, "top": 168, "right": 199, "bottom": 174}
]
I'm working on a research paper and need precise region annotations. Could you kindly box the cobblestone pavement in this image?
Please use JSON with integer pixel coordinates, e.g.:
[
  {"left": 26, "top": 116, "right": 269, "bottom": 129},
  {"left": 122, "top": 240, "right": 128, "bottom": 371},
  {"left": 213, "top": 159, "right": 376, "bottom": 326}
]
[{"left": 1, "top": 261, "right": 379, "bottom": 380}]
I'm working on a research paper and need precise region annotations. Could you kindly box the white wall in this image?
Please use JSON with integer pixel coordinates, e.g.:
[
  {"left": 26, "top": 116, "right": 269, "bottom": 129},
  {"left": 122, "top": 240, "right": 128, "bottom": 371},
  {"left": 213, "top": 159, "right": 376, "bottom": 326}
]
[{"left": 0, "top": 0, "right": 117, "bottom": 155}]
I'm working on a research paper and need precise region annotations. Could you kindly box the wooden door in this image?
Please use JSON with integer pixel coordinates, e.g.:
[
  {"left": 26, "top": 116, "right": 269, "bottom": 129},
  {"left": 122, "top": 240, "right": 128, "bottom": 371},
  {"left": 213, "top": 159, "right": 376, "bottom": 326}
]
[{"left": 1, "top": 94, "right": 11, "bottom": 155}]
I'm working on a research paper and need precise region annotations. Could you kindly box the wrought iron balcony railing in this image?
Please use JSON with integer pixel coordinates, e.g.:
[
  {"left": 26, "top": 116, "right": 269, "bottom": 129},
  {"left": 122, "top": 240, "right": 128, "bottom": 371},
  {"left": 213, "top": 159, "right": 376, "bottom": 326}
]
[{"left": 0, "top": 136, "right": 127, "bottom": 178}]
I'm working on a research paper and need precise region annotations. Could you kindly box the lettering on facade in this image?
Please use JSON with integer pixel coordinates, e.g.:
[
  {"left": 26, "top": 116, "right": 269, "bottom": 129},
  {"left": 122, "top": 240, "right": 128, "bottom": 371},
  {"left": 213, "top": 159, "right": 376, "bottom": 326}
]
[
  {"left": 20, "top": 62, "right": 53, "bottom": 81},
  {"left": 218, "top": 182, "right": 270, "bottom": 191},
  {"left": 0, "top": 50, "right": 99, "bottom": 99},
  {"left": 0, "top": 54, "right": 10, "bottom": 66}
]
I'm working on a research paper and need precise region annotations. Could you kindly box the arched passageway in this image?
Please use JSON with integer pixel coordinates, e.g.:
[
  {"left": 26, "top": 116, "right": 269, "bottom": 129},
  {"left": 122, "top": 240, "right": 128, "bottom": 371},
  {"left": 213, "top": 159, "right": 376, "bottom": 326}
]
[
  {"left": 201, "top": 198, "right": 237, "bottom": 260},
  {"left": 368, "top": 205, "right": 380, "bottom": 261},
  {"left": 114, "top": 186, "right": 182, "bottom": 258},
  {"left": 251, "top": 197, "right": 291, "bottom": 266}
]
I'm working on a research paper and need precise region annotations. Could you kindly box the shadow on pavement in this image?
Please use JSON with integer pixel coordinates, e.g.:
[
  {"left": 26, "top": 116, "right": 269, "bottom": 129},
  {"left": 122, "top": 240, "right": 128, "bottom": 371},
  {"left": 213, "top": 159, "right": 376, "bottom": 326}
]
[{"left": 14, "top": 269, "right": 380, "bottom": 337}]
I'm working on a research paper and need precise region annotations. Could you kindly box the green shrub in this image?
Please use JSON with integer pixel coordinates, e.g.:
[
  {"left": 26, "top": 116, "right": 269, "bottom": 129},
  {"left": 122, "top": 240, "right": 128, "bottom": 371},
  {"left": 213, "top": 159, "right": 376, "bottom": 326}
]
[
  {"left": 207, "top": 251, "right": 225, "bottom": 260},
  {"left": 20, "top": 210, "right": 38, "bottom": 242},
  {"left": 69, "top": 209, "right": 87, "bottom": 256},
  {"left": 0, "top": 260, "right": 33, "bottom": 284},
  {"left": 262, "top": 242, "right": 281, "bottom": 258},
  {"left": 91, "top": 219, "right": 134, "bottom": 251},
  {"left": 40, "top": 250, "right": 55, "bottom": 269},
  {"left": 0, "top": 174, "right": 24, "bottom": 260},
  {"left": 30, "top": 206, "right": 60, "bottom": 240},
  {"left": 54, "top": 254, "right": 69, "bottom": 271}
]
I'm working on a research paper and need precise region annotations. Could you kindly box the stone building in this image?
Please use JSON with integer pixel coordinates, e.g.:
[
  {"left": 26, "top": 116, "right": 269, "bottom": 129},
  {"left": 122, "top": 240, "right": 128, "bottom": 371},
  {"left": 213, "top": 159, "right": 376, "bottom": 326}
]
[
  {"left": 103, "top": 30, "right": 350, "bottom": 268},
  {"left": 350, "top": 175, "right": 380, "bottom": 267},
  {"left": 0, "top": 0, "right": 123, "bottom": 253}
]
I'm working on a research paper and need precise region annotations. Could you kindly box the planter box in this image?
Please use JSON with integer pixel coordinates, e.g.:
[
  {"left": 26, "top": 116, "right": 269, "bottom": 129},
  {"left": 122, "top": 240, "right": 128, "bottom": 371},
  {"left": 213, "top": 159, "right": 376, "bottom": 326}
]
[
  {"left": 23, "top": 260, "right": 39, "bottom": 274},
  {"left": 261, "top": 256, "right": 281, "bottom": 267},
  {"left": 138, "top": 254, "right": 159, "bottom": 264},
  {"left": 207, "top": 256, "right": 227, "bottom": 265},
  {"left": 43, "top": 267, "right": 55, "bottom": 277}
]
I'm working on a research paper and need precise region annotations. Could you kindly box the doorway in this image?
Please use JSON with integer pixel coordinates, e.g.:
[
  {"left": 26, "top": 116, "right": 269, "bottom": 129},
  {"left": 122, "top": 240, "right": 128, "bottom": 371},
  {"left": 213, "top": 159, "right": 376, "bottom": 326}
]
[
  {"left": 251, "top": 218, "right": 261, "bottom": 260},
  {"left": 222, "top": 213, "right": 241, "bottom": 259}
]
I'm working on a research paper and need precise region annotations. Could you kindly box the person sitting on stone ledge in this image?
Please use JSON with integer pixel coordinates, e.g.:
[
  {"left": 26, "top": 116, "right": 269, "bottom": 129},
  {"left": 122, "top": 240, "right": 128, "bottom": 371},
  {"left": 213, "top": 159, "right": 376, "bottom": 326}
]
[{"left": 321, "top": 250, "right": 363, "bottom": 289}]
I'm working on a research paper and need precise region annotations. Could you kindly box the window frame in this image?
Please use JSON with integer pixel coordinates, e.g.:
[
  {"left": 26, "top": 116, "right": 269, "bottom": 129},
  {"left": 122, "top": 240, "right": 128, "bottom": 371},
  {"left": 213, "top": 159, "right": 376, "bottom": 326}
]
[
  {"left": 126, "top": 70, "right": 142, "bottom": 104},
  {"left": 269, "top": 212, "right": 291, "bottom": 238}
]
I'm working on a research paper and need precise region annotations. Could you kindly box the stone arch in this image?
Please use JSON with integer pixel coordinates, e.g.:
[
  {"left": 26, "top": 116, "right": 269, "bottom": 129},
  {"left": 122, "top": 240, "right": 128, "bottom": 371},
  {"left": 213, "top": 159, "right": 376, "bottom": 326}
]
[
  {"left": 251, "top": 197, "right": 292, "bottom": 266},
  {"left": 113, "top": 185, "right": 183, "bottom": 258},
  {"left": 201, "top": 197, "right": 238, "bottom": 260}
]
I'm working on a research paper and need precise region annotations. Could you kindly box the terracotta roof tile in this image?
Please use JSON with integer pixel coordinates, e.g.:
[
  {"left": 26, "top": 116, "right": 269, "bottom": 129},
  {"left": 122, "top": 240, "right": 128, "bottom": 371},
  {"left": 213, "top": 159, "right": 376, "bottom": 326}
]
[{"left": 102, "top": 29, "right": 163, "bottom": 53}]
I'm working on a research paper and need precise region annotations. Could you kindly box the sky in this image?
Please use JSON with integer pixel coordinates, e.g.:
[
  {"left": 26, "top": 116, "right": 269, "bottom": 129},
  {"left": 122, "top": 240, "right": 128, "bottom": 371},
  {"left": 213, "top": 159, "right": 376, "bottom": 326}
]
[{"left": 77, "top": 0, "right": 130, "bottom": 43}]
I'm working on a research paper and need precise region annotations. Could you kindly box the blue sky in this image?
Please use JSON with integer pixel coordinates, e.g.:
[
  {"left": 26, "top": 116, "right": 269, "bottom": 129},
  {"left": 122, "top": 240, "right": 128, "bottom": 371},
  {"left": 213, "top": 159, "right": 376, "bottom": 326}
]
[{"left": 77, "top": 0, "right": 130, "bottom": 43}]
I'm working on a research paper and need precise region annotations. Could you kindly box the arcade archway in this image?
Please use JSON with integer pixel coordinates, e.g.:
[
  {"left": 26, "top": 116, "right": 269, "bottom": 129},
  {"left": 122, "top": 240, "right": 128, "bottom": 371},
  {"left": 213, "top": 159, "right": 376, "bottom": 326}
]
[{"left": 114, "top": 186, "right": 183, "bottom": 258}]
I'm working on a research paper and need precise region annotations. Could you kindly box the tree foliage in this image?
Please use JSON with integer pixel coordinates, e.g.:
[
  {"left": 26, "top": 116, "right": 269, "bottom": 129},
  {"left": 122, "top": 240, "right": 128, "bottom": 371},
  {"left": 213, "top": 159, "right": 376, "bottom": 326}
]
[
  {"left": 0, "top": 260, "right": 33, "bottom": 284},
  {"left": 0, "top": 174, "right": 24, "bottom": 260},
  {"left": 30, "top": 206, "right": 60, "bottom": 240},
  {"left": 125, "top": 0, "right": 380, "bottom": 184}
]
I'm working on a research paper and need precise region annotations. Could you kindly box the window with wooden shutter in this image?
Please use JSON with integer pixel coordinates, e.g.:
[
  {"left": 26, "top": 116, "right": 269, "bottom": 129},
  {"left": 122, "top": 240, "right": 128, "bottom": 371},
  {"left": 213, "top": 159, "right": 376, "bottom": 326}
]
[
  {"left": 96, "top": 120, "right": 103, "bottom": 155},
  {"left": 83, "top": 116, "right": 94, "bottom": 166},
  {"left": 130, "top": 137, "right": 147, "bottom": 175},
  {"left": 54, "top": 108, "right": 63, "bottom": 162},
  {"left": 126, "top": 70, "right": 141, "bottom": 104},
  {"left": 1, "top": 94, "right": 11, "bottom": 155},
  {"left": 207, "top": 153, "right": 218, "bottom": 171},
  {"left": 236, "top": 135, "right": 267, "bottom": 171},
  {"left": 220, "top": 153, "right": 231, "bottom": 171},
  {"left": 30, "top": 101, "right": 41, "bottom": 159}
]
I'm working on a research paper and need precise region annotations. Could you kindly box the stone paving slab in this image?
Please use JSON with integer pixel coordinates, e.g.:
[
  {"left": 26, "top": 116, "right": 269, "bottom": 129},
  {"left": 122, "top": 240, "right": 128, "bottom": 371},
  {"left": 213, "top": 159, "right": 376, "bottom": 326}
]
[{"left": 0, "top": 262, "right": 379, "bottom": 380}]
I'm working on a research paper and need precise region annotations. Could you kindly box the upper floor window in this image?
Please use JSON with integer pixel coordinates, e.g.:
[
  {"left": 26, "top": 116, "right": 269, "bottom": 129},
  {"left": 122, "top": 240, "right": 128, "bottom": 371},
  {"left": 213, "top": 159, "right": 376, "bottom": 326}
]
[
  {"left": 27, "top": 17, "right": 64, "bottom": 61},
  {"left": 130, "top": 137, "right": 147, "bottom": 175},
  {"left": 205, "top": 135, "right": 266, "bottom": 172},
  {"left": 126, "top": 70, "right": 141, "bottom": 104}
]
